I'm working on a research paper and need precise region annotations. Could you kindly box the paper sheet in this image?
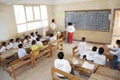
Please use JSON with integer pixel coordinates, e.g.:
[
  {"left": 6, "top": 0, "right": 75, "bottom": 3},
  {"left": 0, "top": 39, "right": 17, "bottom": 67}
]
[{"left": 82, "top": 61, "right": 94, "bottom": 70}]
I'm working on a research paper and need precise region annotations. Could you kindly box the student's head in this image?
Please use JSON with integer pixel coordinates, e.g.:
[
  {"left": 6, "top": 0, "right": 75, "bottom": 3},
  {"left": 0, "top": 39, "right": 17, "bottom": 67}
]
[
  {"left": 25, "top": 36, "right": 29, "bottom": 39},
  {"left": 31, "top": 32, "right": 34, "bottom": 37},
  {"left": 2, "top": 42, "right": 7, "bottom": 46},
  {"left": 32, "top": 40, "right": 36, "bottom": 45},
  {"left": 16, "top": 38, "right": 20, "bottom": 42},
  {"left": 68, "top": 22, "right": 72, "bottom": 26},
  {"left": 92, "top": 46, "right": 97, "bottom": 52},
  {"left": 116, "top": 39, "right": 120, "bottom": 48},
  {"left": 98, "top": 47, "right": 104, "bottom": 55},
  {"left": 35, "top": 31, "right": 38, "bottom": 35},
  {"left": 81, "top": 37, "right": 86, "bottom": 42},
  {"left": 52, "top": 19, "right": 55, "bottom": 23},
  {"left": 18, "top": 44, "right": 23, "bottom": 48},
  {"left": 10, "top": 39, "right": 14, "bottom": 43},
  {"left": 58, "top": 52, "right": 64, "bottom": 59},
  {"left": 83, "top": 55, "right": 86, "bottom": 60},
  {"left": 36, "top": 37, "right": 40, "bottom": 41},
  {"left": 50, "top": 33, "right": 54, "bottom": 37}
]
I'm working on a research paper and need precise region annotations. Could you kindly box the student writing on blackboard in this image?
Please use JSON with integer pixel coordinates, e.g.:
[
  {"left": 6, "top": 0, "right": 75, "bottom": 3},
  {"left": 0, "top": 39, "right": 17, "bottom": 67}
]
[{"left": 66, "top": 22, "right": 76, "bottom": 44}]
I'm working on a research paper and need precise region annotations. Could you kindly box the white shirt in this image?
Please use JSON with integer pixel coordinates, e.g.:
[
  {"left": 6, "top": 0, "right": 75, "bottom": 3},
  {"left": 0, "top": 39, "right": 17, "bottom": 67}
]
[
  {"left": 18, "top": 48, "right": 27, "bottom": 58},
  {"left": 50, "top": 35, "right": 57, "bottom": 45},
  {"left": 110, "top": 48, "right": 120, "bottom": 62},
  {"left": 50, "top": 23, "right": 56, "bottom": 30},
  {"left": 78, "top": 42, "right": 87, "bottom": 58},
  {"left": 93, "top": 53, "right": 106, "bottom": 65},
  {"left": 66, "top": 25, "right": 76, "bottom": 33},
  {"left": 54, "top": 59, "right": 71, "bottom": 77},
  {"left": 14, "top": 42, "right": 21, "bottom": 49},
  {"left": 9, "top": 42, "right": 15, "bottom": 49},
  {"left": 0, "top": 46, "right": 7, "bottom": 52},
  {"left": 31, "top": 36, "right": 36, "bottom": 40},
  {"left": 86, "top": 51, "right": 97, "bottom": 61},
  {"left": 37, "top": 41, "right": 43, "bottom": 46}
]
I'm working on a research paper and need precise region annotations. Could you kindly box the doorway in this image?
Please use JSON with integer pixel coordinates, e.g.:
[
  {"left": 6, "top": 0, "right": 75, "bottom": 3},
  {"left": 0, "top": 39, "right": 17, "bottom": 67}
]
[{"left": 112, "top": 9, "right": 120, "bottom": 45}]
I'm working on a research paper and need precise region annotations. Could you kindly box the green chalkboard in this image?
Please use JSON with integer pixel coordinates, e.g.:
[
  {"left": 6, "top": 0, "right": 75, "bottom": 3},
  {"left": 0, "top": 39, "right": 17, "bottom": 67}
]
[{"left": 65, "top": 10, "right": 111, "bottom": 31}]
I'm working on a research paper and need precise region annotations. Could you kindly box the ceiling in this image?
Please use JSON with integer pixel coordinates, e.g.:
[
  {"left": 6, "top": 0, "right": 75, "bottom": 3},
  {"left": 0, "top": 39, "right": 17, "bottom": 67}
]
[{"left": 0, "top": 0, "right": 94, "bottom": 5}]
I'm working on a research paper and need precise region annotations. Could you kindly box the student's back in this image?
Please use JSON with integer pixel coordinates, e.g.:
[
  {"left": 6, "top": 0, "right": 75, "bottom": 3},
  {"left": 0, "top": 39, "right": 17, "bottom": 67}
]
[
  {"left": 18, "top": 44, "right": 27, "bottom": 58},
  {"left": 93, "top": 47, "right": 106, "bottom": 65},
  {"left": 54, "top": 52, "right": 71, "bottom": 77}
]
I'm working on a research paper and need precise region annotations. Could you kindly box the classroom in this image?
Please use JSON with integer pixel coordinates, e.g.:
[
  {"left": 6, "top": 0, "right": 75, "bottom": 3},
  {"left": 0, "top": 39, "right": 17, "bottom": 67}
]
[{"left": 0, "top": 0, "right": 120, "bottom": 80}]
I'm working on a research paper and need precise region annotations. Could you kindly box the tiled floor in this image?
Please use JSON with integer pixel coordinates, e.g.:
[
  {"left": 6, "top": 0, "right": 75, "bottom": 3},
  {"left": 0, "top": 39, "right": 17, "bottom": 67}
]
[{"left": 0, "top": 41, "right": 103, "bottom": 80}]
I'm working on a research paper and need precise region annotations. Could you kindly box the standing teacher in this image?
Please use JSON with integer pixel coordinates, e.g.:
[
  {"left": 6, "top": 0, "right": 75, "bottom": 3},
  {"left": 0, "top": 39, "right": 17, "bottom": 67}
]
[
  {"left": 50, "top": 19, "right": 57, "bottom": 34},
  {"left": 66, "top": 22, "right": 76, "bottom": 44}
]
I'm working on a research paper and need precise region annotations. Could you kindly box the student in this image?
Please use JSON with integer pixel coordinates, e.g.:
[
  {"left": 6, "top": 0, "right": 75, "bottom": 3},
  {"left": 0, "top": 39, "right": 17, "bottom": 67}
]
[
  {"left": 36, "top": 37, "right": 43, "bottom": 46},
  {"left": 30, "top": 40, "right": 44, "bottom": 56},
  {"left": 0, "top": 42, "right": 8, "bottom": 52},
  {"left": 14, "top": 38, "right": 22, "bottom": 49},
  {"left": 31, "top": 32, "right": 36, "bottom": 40},
  {"left": 49, "top": 33, "right": 57, "bottom": 46},
  {"left": 18, "top": 44, "right": 27, "bottom": 58},
  {"left": 9, "top": 39, "right": 15, "bottom": 49},
  {"left": 50, "top": 19, "right": 57, "bottom": 33},
  {"left": 66, "top": 22, "right": 76, "bottom": 44},
  {"left": 54, "top": 52, "right": 74, "bottom": 78},
  {"left": 109, "top": 40, "right": 120, "bottom": 70},
  {"left": 86, "top": 46, "right": 97, "bottom": 61},
  {"left": 78, "top": 37, "right": 87, "bottom": 59},
  {"left": 23, "top": 36, "right": 30, "bottom": 43},
  {"left": 93, "top": 47, "right": 106, "bottom": 65}
]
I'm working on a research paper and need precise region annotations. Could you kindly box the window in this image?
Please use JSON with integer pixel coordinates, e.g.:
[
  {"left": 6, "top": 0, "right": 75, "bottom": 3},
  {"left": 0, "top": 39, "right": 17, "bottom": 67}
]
[{"left": 13, "top": 5, "right": 48, "bottom": 33}]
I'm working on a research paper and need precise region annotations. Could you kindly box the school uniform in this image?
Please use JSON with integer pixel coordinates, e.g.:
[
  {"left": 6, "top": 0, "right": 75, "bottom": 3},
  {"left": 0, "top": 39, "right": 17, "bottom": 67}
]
[
  {"left": 66, "top": 25, "right": 75, "bottom": 43},
  {"left": 110, "top": 48, "right": 120, "bottom": 69},
  {"left": 54, "top": 59, "right": 71, "bottom": 77},
  {"left": 14, "top": 42, "right": 22, "bottom": 49},
  {"left": 37, "top": 41, "right": 43, "bottom": 46},
  {"left": 86, "top": 51, "right": 97, "bottom": 61},
  {"left": 93, "top": 53, "right": 106, "bottom": 65},
  {"left": 9, "top": 42, "right": 15, "bottom": 49},
  {"left": 18, "top": 48, "right": 27, "bottom": 58},
  {"left": 0, "top": 46, "right": 7, "bottom": 53},
  {"left": 31, "top": 36, "right": 36, "bottom": 41},
  {"left": 50, "top": 23, "right": 56, "bottom": 31},
  {"left": 78, "top": 42, "right": 87, "bottom": 59}
]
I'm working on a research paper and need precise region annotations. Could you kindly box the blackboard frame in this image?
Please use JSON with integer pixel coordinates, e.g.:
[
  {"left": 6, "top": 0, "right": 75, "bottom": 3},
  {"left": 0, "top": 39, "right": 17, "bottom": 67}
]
[{"left": 65, "top": 9, "right": 111, "bottom": 32}]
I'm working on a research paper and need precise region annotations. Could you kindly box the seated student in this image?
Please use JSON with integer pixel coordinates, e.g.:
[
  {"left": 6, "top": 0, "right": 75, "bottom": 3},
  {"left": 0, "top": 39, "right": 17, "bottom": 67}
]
[
  {"left": 0, "top": 42, "right": 8, "bottom": 52},
  {"left": 93, "top": 47, "right": 106, "bottom": 66},
  {"left": 78, "top": 37, "right": 87, "bottom": 59},
  {"left": 109, "top": 40, "right": 120, "bottom": 70},
  {"left": 36, "top": 37, "right": 43, "bottom": 46},
  {"left": 23, "top": 36, "right": 30, "bottom": 43},
  {"left": 35, "top": 31, "right": 39, "bottom": 38},
  {"left": 49, "top": 33, "right": 57, "bottom": 46},
  {"left": 14, "top": 38, "right": 22, "bottom": 49},
  {"left": 86, "top": 46, "right": 97, "bottom": 61},
  {"left": 18, "top": 44, "right": 27, "bottom": 58},
  {"left": 9, "top": 39, "right": 15, "bottom": 49},
  {"left": 30, "top": 40, "right": 44, "bottom": 56},
  {"left": 31, "top": 32, "right": 36, "bottom": 40},
  {"left": 54, "top": 52, "right": 74, "bottom": 78}
]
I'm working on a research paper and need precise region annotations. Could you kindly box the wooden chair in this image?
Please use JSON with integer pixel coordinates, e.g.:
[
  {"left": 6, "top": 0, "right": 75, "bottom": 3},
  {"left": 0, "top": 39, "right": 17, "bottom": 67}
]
[
  {"left": 7, "top": 54, "right": 34, "bottom": 80},
  {"left": 72, "top": 46, "right": 79, "bottom": 57},
  {"left": 49, "top": 38, "right": 63, "bottom": 55},
  {"left": 51, "top": 67, "right": 83, "bottom": 80},
  {"left": 32, "top": 44, "right": 52, "bottom": 65}
]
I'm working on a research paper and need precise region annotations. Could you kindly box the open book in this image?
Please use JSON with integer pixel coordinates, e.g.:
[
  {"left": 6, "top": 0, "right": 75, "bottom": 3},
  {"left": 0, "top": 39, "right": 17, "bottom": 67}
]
[{"left": 82, "top": 61, "right": 94, "bottom": 70}]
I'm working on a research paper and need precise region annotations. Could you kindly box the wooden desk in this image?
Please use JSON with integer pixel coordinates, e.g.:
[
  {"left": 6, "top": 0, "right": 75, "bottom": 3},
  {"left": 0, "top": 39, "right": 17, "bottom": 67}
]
[
  {"left": 95, "top": 66, "right": 120, "bottom": 80},
  {"left": 41, "top": 37, "right": 50, "bottom": 45},
  {"left": 0, "top": 49, "right": 18, "bottom": 68},
  {"left": 69, "top": 58, "right": 99, "bottom": 76},
  {"left": 89, "top": 73, "right": 114, "bottom": 80}
]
